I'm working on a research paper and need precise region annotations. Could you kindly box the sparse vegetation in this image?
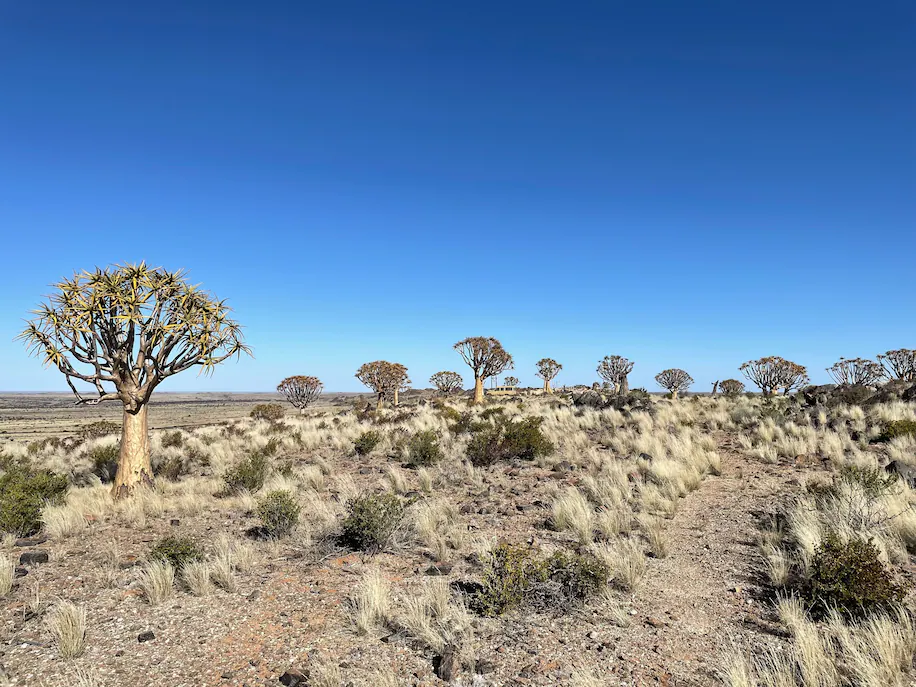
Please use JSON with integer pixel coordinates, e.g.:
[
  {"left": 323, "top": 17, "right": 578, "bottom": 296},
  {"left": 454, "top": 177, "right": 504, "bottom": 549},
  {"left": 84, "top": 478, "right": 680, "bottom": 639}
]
[
  {"left": 340, "top": 492, "right": 406, "bottom": 552},
  {"left": 0, "top": 465, "right": 69, "bottom": 536},
  {"left": 353, "top": 430, "right": 383, "bottom": 456},
  {"left": 250, "top": 403, "right": 285, "bottom": 421},
  {"left": 222, "top": 451, "right": 270, "bottom": 493},
  {"left": 256, "top": 490, "right": 301, "bottom": 538},
  {"left": 150, "top": 535, "right": 203, "bottom": 570}
]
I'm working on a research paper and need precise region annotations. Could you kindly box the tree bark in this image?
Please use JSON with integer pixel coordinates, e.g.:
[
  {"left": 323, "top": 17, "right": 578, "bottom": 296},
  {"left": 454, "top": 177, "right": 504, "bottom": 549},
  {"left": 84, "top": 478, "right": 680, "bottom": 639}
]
[
  {"left": 619, "top": 376, "right": 629, "bottom": 395},
  {"left": 376, "top": 393, "right": 384, "bottom": 411},
  {"left": 393, "top": 388, "right": 399, "bottom": 406},
  {"left": 112, "top": 404, "right": 153, "bottom": 499},
  {"left": 671, "top": 390, "right": 678, "bottom": 399},
  {"left": 473, "top": 377, "right": 485, "bottom": 404},
  {"left": 543, "top": 380, "right": 552, "bottom": 393}
]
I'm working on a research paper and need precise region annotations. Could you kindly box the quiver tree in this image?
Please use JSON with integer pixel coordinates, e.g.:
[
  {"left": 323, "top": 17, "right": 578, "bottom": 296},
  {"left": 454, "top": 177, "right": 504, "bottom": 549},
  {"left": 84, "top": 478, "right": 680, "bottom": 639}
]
[
  {"left": 277, "top": 375, "right": 323, "bottom": 413},
  {"left": 454, "top": 337, "right": 513, "bottom": 404},
  {"left": 718, "top": 379, "right": 745, "bottom": 398},
  {"left": 429, "top": 371, "right": 463, "bottom": 395},
  {"left": 597, "top": 355, "right": 634, "bottom": 395},
  {"left": 355, "top": 361, "right": 410, "bottom": 409},
  {"left": 877, "top": 349, "right": 916, "bottom": 381},
  {"left": 504, "top": 376, "right": 519, "bottom": 388},
  {"left": 19, "top": 263, "right": 250, "bottom": 497},
  {"left": 826, "top": 358, "right": 886, "bottom": 386},
  {"left": 535, "top": 358, "right": 562, "bottom": 393},
  {"left": 739, "top": 356, "right": 809, "bottom": 396},
  {"left": 654, "top": 368, "right": 694, "bottom": 398}
]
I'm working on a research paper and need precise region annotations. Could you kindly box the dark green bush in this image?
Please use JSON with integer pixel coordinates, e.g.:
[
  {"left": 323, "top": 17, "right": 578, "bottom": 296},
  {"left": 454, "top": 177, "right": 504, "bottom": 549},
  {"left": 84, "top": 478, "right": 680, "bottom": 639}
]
[
  {"left": 340, "top": 492, "right": 405, "bottom": 552},
  {"left": 801, "top": 533, "right": 905, "bottom": 619},
  {"left": 88, "top": 443, "right": 120, "bottom": 483},
  {"left": 433, "top": 403, "right": 463, "bottom": 425},
  {"left": 0, "top": 466, "right": 69, "bottom": 536},
  {"left": 407, "top": 430, "right": 443, "bottom": 467},
  {"left": 529, "top": 551, "right": 610, "bottom": 608},
  {"left": 881, "top": 420, "right": 916, "bottom": 442},
  {"left": 466, "top": 416, "right": 554, "bottom": 467},
  {"left": 353, "top": 430, "right": 383, "bottom": 456},
  {"left": 256, "top": 490, "right": 301, "bottom": 538},
  {"left": 26, "top": 437, "right": 63, "bottom": 455},
  {"left": 250, "top": 403, "right": 285, "bottom": 421},
  {"left": 160, "top": 430, "right": 184, "bottom": 448},
  {"left": 79, "top": 421, "right": 120, "bottom": 440},
  {"left": 448, "top": 411, "right": 486, "bottom": 436},
  {"left": 222, "top": 451, "right": 270, "bottom": 494},
  {"left": 150, "top": 536, "right": 203, "bottom": 570},
  {"left": 471, "top": 544, "right": 539, "bottom": 617}
]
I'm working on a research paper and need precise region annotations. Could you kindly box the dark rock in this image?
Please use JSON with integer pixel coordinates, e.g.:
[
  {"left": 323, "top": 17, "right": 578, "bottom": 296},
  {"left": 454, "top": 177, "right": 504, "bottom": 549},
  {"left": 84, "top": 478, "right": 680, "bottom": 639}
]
[
  {"left": 14, "top": 535, "right": 48, "bottom": 547},
  {"left": 170, "top": 519, "right": 180, "bottom": 527},
  {"left": 19, "top": 551, "right": 49, "bottom": 566},
  {"left": 638, "top": 453, "right": 653, "bottom": 462},
  {"left": 138, "top": 631, "right": 156, "bottom": 643},
  {"left": 279, "top": 669, "right": 308, "bottom": 686},
  {"left": 886, "top": 461, "right": 916, "bottom": 488},
  {"left": 424, "top": 563, "right": 454, "bottom": 576},
  {"left": 433, "top": 645, "right": 460, "bottom": 682},
  {"left": 552, "top": 461, "right": 574, "bottom": 473},
  {"left": 14, "top": 567, "right": 27, "bottom": 578}
]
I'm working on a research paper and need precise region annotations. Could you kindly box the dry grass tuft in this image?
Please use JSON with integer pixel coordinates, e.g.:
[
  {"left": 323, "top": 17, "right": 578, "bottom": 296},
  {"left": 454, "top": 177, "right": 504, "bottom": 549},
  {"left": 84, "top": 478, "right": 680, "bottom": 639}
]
[
  {"left": 0, "top": 555, "right": 14, "bottom": 598},
  {"left": 182, "top": 560, "right": 215, "bottom": 596},
  {"left": 47, "top": 600, "right": 87, "bottom": 658},
  {"left": 350, "top": 567, "right": 391, "bottom": 635},
  {"left": 140, "top": 560, "right": 175, "bottom": 605}
]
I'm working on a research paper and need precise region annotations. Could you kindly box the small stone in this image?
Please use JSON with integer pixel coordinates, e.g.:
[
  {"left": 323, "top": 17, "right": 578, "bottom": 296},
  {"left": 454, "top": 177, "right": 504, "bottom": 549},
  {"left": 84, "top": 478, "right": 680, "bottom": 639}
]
[
  {"left": 138, "top": 631, "right": 156, "bottom": 643},
  {"left": 14, "top": 535, "right": 48, "bottom": 547},
  {"left": 424, "top": 563, "right": 453, "bottom": 576},
  {"left": 646, "top": 617, "right": 666, "bottom": 628},
  {"left": 14, "top": 567, "right": 27, "bottom": 578},
  {"left": 247, "top": 590, "right": 261, "bottom": 602},
  {"left": 19, "top": 550, "right": 49, "bottom": 565},
  {"left": 221, "top": 670, "right": 234, "bottom": 679},
  {"left": 433, "top": 647, "right": 460, "bottom": 682},
  {"left": 279, "top": 669, "right": 308, "bottom": 686},
  {"left": 170, "top": 519, "right": 180, "bottom": 527}
]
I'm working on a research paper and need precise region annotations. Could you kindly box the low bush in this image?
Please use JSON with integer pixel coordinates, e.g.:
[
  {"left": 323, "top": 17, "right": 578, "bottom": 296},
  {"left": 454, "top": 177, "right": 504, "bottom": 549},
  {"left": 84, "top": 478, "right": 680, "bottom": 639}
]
[
  {"left": 79, "top": 421, "right": 120, "bottom": 440},
  {"left": 88, "top": 443, "right": 120, "bottom": 483},
  {"left": 222, "top": 451, "right": 270, "bottom": 494},
  {"left": 340, "top": 492, "right": 405, "bottom": 552},
  {"left": 353, "top": 430, "right": 383, "bottom": 456},
  {"left": 529, "top": 551, "right": 610, "bottom": 608},
  {"left": 407, "top": 430, "right": 443, "bottom": 467},
  {"left": 156, "top": 455, "right": 186, "bottom": 482},
  {"left": 250, "top": 403, "right": 285, "bottom": 422},
  {"left": 0, "top": 466, "right": 69, "bottom": 536},
  {"left": 471, "top": 544, "right": 538, "bottom": 617},
  {"left": 160, "top": 430, "right": 184, "bottom": 448},
  {"left": 881, "top": 420, "right": 916, "bottom": 442},
  {"left": 149, "top": 535, "right": 203, "bottom": 571},
  {"left": 256, "top": 490, "right": 301, "bottom": 538},
  {"left": 801, "top": 533, "right": 905, "bottom": 619},
  {"left": 467, "top": 416, "right": 554, "bottom": 467}
]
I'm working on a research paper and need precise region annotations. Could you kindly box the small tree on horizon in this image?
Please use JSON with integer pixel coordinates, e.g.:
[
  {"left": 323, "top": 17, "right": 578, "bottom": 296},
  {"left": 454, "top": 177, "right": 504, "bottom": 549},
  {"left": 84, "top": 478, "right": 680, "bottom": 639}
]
[
  {"left": 740, "top": 356, "right": 809, "bottom": 396},
  {"left": 654, "top": 368, "right": 694, "bottom": 398},
  {"left": 826, "top": 358, "right": 886, "bottom": 386},
  {"left": 19, "top": 263, "right": 250, "bottom": 497},
  {"left": 504, "top": 376, "right": 519, "bottom": 388},
  {"left": 429, "top": 371, "right": 463, "bottom": 395},
  {"left": 535, "top": 358, "right": 562, "bottom": 393},
  {"left": 277, "top": 375, "right": 323, "bottom": 414},
  {"left": 355, "top": 361, "right": 410, "bottom": 410},
  {"left": 718, "top": 379, "right": 745, "bottom": 398},
  {"left": 877, "top": 349, "right": 916, "bottom": 381},
  {"left": 597, "top": 355, "right": 634, "bottom": 394},
  {"left": 454, "top": 337, "right": 513, "bottom": 404}
]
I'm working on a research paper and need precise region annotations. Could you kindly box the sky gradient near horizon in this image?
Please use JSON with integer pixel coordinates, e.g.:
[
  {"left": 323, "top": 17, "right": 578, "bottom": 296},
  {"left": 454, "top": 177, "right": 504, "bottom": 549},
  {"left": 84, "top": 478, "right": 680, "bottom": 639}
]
[{"left": 1, "top": 1, "right": 914, "bottom": 394}]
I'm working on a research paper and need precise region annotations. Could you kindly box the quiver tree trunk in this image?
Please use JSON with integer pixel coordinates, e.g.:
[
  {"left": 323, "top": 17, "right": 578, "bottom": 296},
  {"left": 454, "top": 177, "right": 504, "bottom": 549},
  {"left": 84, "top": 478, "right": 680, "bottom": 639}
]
[
  {"left": 671, "top": 390, "right": 678, "bottom": 399},
  {"left": 619, "top": 376, "right": 629, "bottom": 395},
  {"left": 376, "top": 393, "right": 384, "bottom": 411},
  {"left": 394, "top": 388, "right": 400, "bottom": 406},
  {"left": 543, "top": 380, "right": 551, "bottom": 393},
  {"left": 112, "top": 404, "right": 153, "bottom": 498},
  {"left": 473, "top": 377, "right": 485, "bottom": 404}
]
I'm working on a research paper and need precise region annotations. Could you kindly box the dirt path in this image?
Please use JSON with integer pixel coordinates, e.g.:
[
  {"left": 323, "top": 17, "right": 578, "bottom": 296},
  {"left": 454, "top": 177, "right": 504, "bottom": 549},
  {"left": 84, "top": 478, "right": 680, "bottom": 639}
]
[{"left": 610, "top": 440, "right": 811, "bottom": 686}]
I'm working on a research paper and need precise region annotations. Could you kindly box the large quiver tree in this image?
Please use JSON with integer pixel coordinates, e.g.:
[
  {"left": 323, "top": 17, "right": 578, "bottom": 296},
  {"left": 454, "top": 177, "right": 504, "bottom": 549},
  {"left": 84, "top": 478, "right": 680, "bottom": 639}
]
[
  {"left": 277, "top": 375, "right": 323, "bottom": 413},
  {"left": 597, "top": 355, "right": 634, "bottom": 395},
  {"left": 826, "top": 358, "right": 885, "bottom": 386},
  {"left": 877, "top": 349, "right": 916, "bottom": 381},
  {"left": 535, "top": 358, "right": 562, "bottom": 393},
  {"left": 739, "top": 356, "right": 809, "bottom": 396},
  {"left": 654, "top": 368, "right": 694, "bottom": 398},
  {"left": 356, "top": 361, "right": 410, "bottom": 409},
  {"left": 454, "top": 337, "right": 513, "bottom": 404},
  {"left": 19, "top": 263, "right": 250, "bottom": 497}
]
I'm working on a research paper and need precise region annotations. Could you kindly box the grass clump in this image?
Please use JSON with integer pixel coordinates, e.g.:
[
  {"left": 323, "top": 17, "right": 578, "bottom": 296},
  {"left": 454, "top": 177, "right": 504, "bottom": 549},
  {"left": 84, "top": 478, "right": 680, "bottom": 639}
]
[
  {"left": 340, "top": 492, "right": 405, "bottom": 552},
  {"left": 222, "top": 451, "right": 269, "bottom": 494},
  {"left": 250, "top": 403, "right": 285, "bottom": 421},
  {"left": 256, "top": 490, "right": 301, "bottom": 538},
  {"left": 0, "top": 466, "right": 69, "bottom": 536},
  {"left": 149, "top": 535, "right": 203, "bottom": 571},
  {"left": 407, "top": 429, "right": 444, "bottom": 467},
  {"left": 801, "top": 533, "right": 906, "bottom": 619},
  {"left": 88, "top": 443, "right": 120, "bottom": 483},
  {"left": 354, "top": 430, "right": 383, "bottom": 456},
  {"left": 467, "top": 415, "right": 554, "bottom": 467},
  {"left": 160, "top": 430, "right": 184, "bottom": 448}
]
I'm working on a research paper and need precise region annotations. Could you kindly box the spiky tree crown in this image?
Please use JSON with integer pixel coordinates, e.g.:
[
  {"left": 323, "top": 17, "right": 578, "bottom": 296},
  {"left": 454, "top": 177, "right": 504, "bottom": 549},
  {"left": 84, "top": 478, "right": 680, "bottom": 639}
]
[
  {"left": 535, "top": 358, "right": 562, "bottom": 382},
  {"left": 454, "top": 337, "right": 513, "bottom": 379},
  {"left": 277, "top": 375, "right": 323, "bottom": 408},
  {"left": 655, "top": 368, "right": 694, "bottom": 393}
]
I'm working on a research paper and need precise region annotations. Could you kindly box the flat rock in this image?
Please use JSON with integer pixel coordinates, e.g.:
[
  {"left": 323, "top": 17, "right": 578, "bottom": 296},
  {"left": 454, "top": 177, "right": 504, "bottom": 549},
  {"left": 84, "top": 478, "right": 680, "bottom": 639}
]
[{"left": 19, "top": 550, "right": 49, "bottom": 565}]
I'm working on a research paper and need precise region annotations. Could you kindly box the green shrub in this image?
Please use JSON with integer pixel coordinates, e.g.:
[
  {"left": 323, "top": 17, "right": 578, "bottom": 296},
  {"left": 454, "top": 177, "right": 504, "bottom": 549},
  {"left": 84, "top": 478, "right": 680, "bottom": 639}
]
[
  {"left": 407, "top": 430, "right": 443, "bottom": 467},
  {"left": 433, "top": 403, "right": 462, "bottom": 425},
  {"left": 801, "top": 533, "right": 905, "bottom": 619},
  {"left": 466, "top": 416, "right": 554, "bottom": 467},
  {"left": 150, "top": 536, "right": 203, "bottom": 570},
  {"left": 881, "top": 420, "right": 916, "bottom": 442},
  {"left": 353, "top": 430, "right": 383, "bottom": 456},
  {"left": 88, "top": 443, "right": 120, "bottom": 483},
  {"left": 250, "top": 403, "right": 285, "bottom": 421},
  {"left": 472, "top": 544, "right": 539, "bottom": 617},
  {"left": 256, "top": 490, "right": 301, "bottom": 538},
  {"left": 340, "top": 492, "right": 405, "bottom": 552},
  {"left": 530, "top": 551, "right": 610, "bottom": 608},
  {"left": 222, "top": 451, "right": 270, "bottom": 494},
  {"left": 448, "top": 411, "right": 486, "bottom": 436},
  {"left": 79, "top": 421, "right": 120, "bottom": 440},
  {"left": 160, "top": 431, "right": 184, "bottom": 448},
  {"left": 0, "top": 467, "right": 69, "bottom": 536},
  {"left": 156, "top": 455, "right": 186, "bottom": 482}
]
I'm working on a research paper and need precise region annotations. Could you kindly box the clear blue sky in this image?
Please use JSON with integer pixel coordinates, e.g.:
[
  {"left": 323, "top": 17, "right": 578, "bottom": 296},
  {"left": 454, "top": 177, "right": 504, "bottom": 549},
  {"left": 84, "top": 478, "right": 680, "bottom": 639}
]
[{"left": 1, "top": 1, "right": 913, "bottom": 393}]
